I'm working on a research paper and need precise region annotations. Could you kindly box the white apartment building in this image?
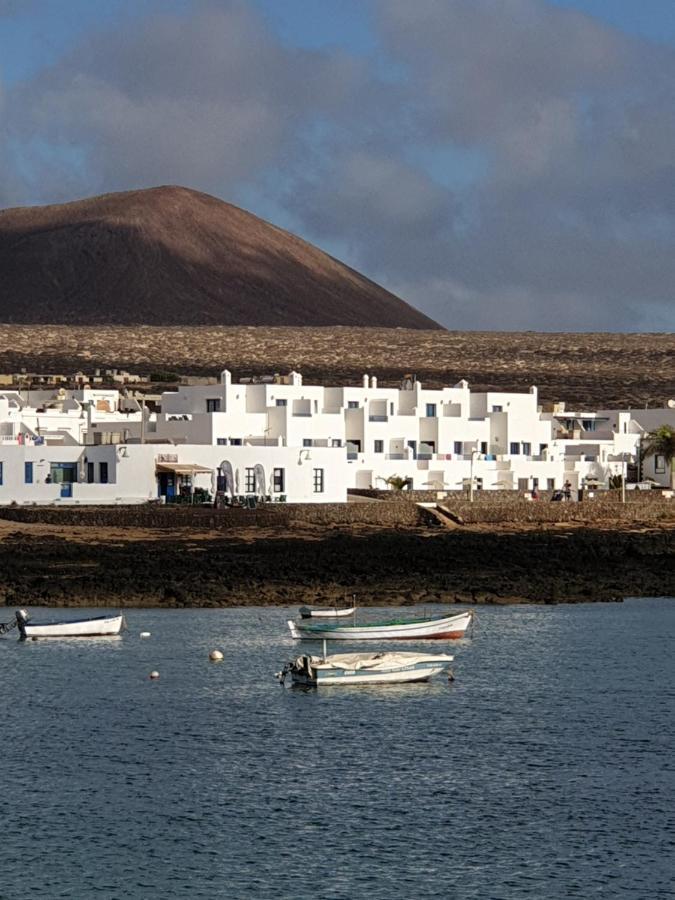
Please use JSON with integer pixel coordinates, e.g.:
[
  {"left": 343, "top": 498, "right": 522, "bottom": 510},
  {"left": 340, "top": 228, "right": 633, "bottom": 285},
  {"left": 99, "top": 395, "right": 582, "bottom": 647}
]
[{"left": 0, "top": 373, "right": 670, "bottom": 505}]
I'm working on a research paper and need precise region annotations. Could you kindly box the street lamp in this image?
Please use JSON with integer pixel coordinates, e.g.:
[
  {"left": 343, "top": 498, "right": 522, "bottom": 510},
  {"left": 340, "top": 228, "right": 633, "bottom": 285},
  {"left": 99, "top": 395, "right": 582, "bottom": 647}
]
[
  {"left": 469, "top": 449, "right": 479, "bottom": 503},
  {"left": 621, "top": 453, "right": 629, "bottom": 504}
]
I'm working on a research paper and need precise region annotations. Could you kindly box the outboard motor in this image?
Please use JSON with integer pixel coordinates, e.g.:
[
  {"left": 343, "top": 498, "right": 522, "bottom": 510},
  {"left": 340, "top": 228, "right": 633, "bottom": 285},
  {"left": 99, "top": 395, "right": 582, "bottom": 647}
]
[{"left": 15, "top": 609, "right": 30, "bottom": 641}]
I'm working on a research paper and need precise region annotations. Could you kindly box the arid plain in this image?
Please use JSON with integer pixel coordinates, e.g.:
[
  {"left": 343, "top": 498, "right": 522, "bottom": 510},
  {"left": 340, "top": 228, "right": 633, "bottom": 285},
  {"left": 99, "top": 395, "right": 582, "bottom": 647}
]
[{"left": 1, "top": 325, "right": 673, "bottom": 407}]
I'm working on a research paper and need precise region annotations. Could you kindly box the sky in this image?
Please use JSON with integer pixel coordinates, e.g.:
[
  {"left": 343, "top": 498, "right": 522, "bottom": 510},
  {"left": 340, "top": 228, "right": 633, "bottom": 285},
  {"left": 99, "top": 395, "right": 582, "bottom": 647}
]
[{"left": 1, "top": 0, "right": 675, "bottom": 332}]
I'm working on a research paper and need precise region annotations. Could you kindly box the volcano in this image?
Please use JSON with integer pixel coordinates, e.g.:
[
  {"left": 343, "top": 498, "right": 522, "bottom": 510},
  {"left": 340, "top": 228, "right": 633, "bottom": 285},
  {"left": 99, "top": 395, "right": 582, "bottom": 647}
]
[{"left": 0, "top": 186, "right": 440, "bottom": 329}]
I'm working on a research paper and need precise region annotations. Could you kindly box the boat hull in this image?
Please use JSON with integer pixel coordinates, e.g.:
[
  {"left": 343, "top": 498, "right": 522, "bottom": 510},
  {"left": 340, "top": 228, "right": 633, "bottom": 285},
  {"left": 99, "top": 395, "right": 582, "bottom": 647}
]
[
  {"left": 288, "top": 610, "right": 473, "bottom": 641},
  {"left": 287, "top": 651, "right": 454, "bottom": 686},
  {"left": 19, "top": 614, "right": 126, "bottom": 639}
]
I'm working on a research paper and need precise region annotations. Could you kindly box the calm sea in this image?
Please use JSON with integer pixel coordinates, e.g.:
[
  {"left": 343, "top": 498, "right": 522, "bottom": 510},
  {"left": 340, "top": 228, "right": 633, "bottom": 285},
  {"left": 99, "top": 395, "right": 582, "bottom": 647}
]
[{"left": 1, "top": 598, "right": 673, "bottom": 900}]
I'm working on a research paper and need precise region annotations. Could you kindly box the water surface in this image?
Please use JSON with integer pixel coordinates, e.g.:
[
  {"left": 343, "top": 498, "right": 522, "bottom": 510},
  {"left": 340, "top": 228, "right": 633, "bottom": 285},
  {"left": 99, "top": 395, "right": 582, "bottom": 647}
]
[{"left": 1, "top": 599, "right": 673, "bottom": 899}]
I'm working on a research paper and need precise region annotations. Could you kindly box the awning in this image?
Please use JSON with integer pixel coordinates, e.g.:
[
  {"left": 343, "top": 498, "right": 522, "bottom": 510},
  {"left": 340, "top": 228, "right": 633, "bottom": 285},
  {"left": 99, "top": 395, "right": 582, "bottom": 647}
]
[{"left": 156, "top": 463, "right": 213, "bottom": 475}]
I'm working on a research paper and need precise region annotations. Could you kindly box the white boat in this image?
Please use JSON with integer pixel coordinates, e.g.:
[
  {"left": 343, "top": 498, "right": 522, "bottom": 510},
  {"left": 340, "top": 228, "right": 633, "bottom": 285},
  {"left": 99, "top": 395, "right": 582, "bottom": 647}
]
[
  {"left": 299, "top": 605, "right": 356, "bottom": 619},
  {"left": 14, "top": 609, "right": 126, "bottom": 640},
  {"left": 277, "top": 650, "right": 454, "bottom": 686},
  {"left": 288, "top": 610, "right": 473, "bottom": 641}
]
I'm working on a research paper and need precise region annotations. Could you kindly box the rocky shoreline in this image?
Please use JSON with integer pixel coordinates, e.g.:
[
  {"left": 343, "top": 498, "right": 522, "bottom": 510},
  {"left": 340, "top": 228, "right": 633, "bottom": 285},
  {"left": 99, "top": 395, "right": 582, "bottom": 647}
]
[{"left": 0, "top": 518, "right": 673, "bottom": 608}]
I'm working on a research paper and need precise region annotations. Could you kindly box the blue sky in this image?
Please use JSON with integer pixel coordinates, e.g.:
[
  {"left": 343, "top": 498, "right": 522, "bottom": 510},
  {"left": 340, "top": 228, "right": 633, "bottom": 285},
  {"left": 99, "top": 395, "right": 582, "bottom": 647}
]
[{"left": 1, "top": 0, "right": 675, "bottom": 332}]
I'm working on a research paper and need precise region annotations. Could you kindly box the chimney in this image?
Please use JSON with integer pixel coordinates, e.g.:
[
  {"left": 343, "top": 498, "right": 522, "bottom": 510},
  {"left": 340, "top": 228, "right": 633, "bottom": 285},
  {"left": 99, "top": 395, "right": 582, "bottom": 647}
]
[
  {"left": 371, "top": 376, "right": 378, "bottom": 389},
  {"left": 362, "top": 374, "right": 369, "bottom": 388}
]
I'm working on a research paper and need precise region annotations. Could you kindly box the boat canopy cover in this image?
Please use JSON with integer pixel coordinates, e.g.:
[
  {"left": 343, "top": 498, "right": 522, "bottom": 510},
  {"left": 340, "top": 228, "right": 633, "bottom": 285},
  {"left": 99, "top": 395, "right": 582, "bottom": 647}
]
[{"left": 304, "top": 652, "right": 454, "bottom": 671}]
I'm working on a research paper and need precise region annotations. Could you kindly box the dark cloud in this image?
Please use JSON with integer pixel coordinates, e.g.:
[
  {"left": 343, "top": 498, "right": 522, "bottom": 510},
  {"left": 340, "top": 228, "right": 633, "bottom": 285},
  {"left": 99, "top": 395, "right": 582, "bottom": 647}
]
[
  {"left": 287, "top": 0, "right": 675, "bottom": 330},
  {"left": 4, "top": 2, "right": 370, "bottom": 199},
  {"left": 2, "top": 0, "right": 675, "bottom": 330}
]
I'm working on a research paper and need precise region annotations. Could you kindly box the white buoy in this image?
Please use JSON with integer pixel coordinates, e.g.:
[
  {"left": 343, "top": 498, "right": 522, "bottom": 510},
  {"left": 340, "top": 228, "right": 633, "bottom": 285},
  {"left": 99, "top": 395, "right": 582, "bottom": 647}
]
[
  {"left": 140, "top": 632, "right": 151, "bottom": 638},
  {"left": 209, "top": 650, "right": 224, "bottom": 662},
  {"left": 149, "top": 670, "right": 160, "bottom": 680}
]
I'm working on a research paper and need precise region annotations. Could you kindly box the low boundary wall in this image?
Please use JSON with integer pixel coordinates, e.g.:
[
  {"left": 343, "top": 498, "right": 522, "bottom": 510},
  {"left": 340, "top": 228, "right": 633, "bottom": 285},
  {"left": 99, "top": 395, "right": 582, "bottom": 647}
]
[{"left": 0, "top": 495, "right": 671, "bottom": 529}]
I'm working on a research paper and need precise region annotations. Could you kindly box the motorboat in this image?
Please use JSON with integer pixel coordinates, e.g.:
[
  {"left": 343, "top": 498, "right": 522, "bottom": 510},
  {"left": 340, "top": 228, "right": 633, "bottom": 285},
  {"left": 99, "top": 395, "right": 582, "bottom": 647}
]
[
  {"left": 11, "top": 609, "right": 127, "bottom": 640},
  {"left": 299, "top": 605, "right": 356, "bottom": 619},
  {"left": 288, "top": 609, "right": 473, "bottom": 641},
  {"left": 276, "top": 650, "right": 454, "bottom": 686}
]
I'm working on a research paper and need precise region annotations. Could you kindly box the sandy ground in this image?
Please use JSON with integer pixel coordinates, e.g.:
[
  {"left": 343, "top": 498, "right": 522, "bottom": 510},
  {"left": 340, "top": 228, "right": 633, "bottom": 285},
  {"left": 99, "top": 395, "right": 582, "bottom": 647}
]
[{"left": 0, "top": 325, "right": 672, "bottom": 407}]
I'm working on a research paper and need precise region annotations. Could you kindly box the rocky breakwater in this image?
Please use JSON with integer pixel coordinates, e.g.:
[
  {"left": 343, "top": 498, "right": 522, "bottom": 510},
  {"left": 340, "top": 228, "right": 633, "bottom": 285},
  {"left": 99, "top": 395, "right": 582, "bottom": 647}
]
[{"left": 0, "top": 503, "right": 672, "bottom": 607}]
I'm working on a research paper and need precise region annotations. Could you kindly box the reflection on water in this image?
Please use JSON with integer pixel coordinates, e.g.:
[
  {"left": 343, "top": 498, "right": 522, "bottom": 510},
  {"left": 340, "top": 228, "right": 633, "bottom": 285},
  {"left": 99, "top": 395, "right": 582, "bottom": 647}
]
[{"left": 1, "top": 598, "right": 673, "bottom": 899}]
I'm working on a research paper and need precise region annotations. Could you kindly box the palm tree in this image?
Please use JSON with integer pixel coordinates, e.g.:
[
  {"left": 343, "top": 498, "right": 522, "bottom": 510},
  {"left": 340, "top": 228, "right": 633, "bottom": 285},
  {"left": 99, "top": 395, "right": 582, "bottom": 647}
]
[
  {"left": 377, "top": 475, "right": 412, "bottom": 492},
  {"left": 642, "top": 425, "right": 675, "bottom": 489}
]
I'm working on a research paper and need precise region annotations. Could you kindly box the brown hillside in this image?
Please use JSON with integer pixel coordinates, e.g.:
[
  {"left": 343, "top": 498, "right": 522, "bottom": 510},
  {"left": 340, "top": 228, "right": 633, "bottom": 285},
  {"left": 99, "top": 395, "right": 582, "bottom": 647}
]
[{"left": 0, "top": 186, "right": 440, "bottom": 329}]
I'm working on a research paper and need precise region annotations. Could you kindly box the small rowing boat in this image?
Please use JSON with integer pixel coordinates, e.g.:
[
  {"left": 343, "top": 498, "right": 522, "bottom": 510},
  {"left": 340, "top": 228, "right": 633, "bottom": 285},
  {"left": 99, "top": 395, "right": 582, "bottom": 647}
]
[
  {"left": 276, "top": 650, "right": 454, "bottom": 686},
  {"left": 299, "top": 605, "right": 356, "bottom": 619},
  {"left": 12, "top": 609, "right": 127, "bottom": 640},
  {"left": 288, "top": 610, "right": 473, "bottom": 641}
]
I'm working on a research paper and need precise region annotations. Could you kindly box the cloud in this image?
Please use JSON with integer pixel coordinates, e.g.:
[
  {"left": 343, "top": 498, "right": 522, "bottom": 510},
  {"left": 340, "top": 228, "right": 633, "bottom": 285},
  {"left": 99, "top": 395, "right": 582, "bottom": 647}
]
[
  {"left": 2, "top": 0, "right": 675, "bottom": 331},
  {"left": 5, "top": 2, "right": 369, "bottom": 199},
  {"left": 285, "top": 0, "right": 675, "bottom": 330}
]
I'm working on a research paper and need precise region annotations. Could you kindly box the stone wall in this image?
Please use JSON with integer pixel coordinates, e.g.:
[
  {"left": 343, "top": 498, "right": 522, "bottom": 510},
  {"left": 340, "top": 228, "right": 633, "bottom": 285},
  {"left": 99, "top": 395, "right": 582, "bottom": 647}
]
[
  {"left": 0, "top": 494, "right": 671, "bottom": 530},
  {"left": 429, "top": 499, "right": 674, "bottom": 526},
  {"left": 0, "top": 501, "right": 421, "bottom": 530}
]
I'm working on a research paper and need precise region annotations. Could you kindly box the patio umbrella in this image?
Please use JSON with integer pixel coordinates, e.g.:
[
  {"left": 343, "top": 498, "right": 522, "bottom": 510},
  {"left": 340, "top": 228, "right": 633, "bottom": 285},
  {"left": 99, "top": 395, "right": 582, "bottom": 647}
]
[{"left": 254, "top": 463, "right": 266, "bottom": 497}]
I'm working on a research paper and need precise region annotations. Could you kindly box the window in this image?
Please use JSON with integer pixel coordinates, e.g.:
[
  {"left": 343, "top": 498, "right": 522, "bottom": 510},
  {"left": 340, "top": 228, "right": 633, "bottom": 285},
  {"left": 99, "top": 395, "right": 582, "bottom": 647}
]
[
  {"left": 522, "top": 442, "right": 531, "bottom": 456},
  {"left": 540, "top": 444, "right": 548, "bottom": 454},
  {"left": 532, "top": 477, "right": 539, "bottom": 488},
  {"left": 99, "top": 462, "right": 108, "bottom": 484},
  {"left": 581, "top": 419, "right": 597, "bottom": 431},
  {"left": 275, "top": 399, "right": 287, "bottom": 407},
  {"left": 426, "top": 403, "right": 437, "bottom": 418},
  {"left": 273, "top": 468, "right": 285, "bottom": 493},
  {"left": 0, "top": 461, "right": 3, "bottom": 485},
  {"left": 655, "top": 454, "right": 666, "bottom": 474},
  {"left": 25, "top": 462, "right": 33, "bottom": 484},
  {"left": 510, "top": 443, "right": 520, "bottom": 455},
  {"left": 480, "top": 442, "right": 488, "bottom": 454},
  {"left": 313, "top": 468, "right": 324, "bottom": 493},
  {"left": 245, "top": 468, "right": 256, "bottom": 492},
  {"left": 51, "top": 463, "right": 76, "bottom": 484},
  {"left": 331, "top": 439, "right": 342, "bottom": 447},
  {"left": 492, "top": 405, "right": 503, "bottom": 413},
  {"left": 374, "top": 440, "right": 384, "bottom": 453},
  {"left": 454, "top": 441, "right": 463, "bottom": 455},
  {"left": 206, "top": 399, "right": 221, "bottom": 413},
  {"left": 347, "top": 401, "right": 359, "bottom": 409},
  {"left": 390, "top": 402, "right": 394, "bottom": 415},
  {"left": 87, "top": 462, "right": 95, "bottom": 483},
  {"left": 230, "top": 438, "right": 242, "bottom": 446},
  {"left": 547, "top": 478, "right": 555, "bottom": 491},
  {"left": 216, "top": 438, "right": 227, "bottom": 445},
  {"left": 303, "top": 438, "right": 312, "bottom": 447}
]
